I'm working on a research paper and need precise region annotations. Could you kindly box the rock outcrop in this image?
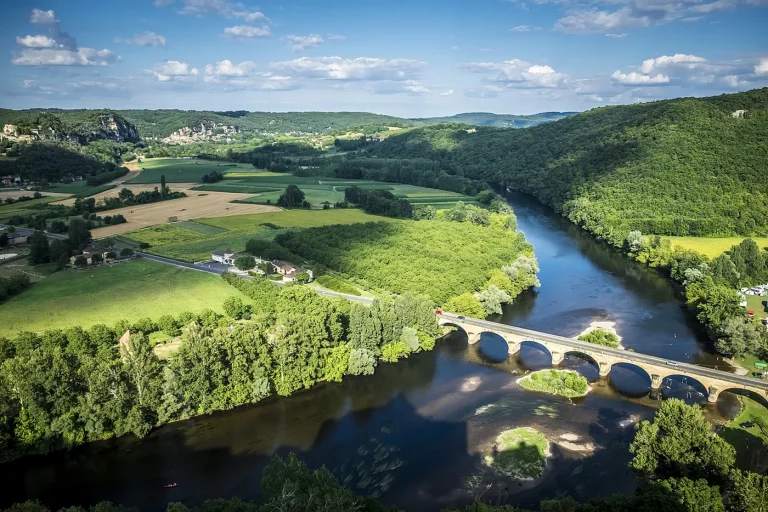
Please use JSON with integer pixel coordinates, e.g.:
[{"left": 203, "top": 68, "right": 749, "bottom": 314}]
[
  {"left": 161, "top": 122, "right": 239, "bottom": 145},
  {"left": 0, "top": 113, "right": 140, "bottom": 144}
]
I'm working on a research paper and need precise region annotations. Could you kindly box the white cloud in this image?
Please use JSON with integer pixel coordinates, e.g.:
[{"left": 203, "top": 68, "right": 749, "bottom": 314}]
[
  {"left": 30, "top": 9, "right": 56, "bottom": 24},
  {"left": 723, "top": 74, "right": 748, "bottom": 87},
  {"left": 640, "top": 53, "right": 706, "bottom": 73},
  {"left": 160, "top": 0, "right": 266, "bottom": 21},
  {"left": 511, "top": 25, "right": 531, "bottom": 32},
  {"left": 14, "top": 8, "right": 120, "bottom": 66},
  {"left": 690, "top": 0, "right": 735, "bottom": 12},
  {"left": 440, "top": 89, "right": 454, "bottom": 96},
  {"left": 151, "top": 60, "right": 199, "bottom": 81},
  {"left": 755, "top": 58, "right": 768, "bottom": 75},
  {"left": 370, "top": 80, "right": 430, "bottom": 95},
  {"left": 115, "top": 32, "right": 167, "bottom": 47},
  {"left": 270, "top": 57, "right": 426, "bottom": 81},
  {"left": 327, "top": 34, "right": 345, "bottom": 40},
  {"left": 12, "top": 48, "right": 120, "bottom": 66},
  {"left": 611, "top": 70, "right": 670, "bottom": 84},
  {"left": 205, "top": 59, "right": 255, "bottom": 77},
  {"left": 462, "top": 59, "right": 567, "bottom": 88},
  {"left": 555, "top": 7, "right": 653, "bottom": 33},
  {"left": 605, "top": 33, "right": 627, "bottom": 38},
  {"left": 16, "top": 35, "right": 57, "bottom": 48},
  {"left": 286, "top": 34, "right": 324, "bottom": 52},
  {"left": 224, "top": 25, "right": 270, "bottom": 39}
]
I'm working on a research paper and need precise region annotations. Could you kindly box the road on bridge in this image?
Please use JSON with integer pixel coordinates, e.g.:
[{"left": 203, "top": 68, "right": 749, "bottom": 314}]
[{"left": 439, "top": 312, "right": 768, "bottom": 392}]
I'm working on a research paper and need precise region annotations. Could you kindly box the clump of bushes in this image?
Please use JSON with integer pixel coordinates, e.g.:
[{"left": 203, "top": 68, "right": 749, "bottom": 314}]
[
  {"left": 578, "top": 328, "right": 620, "bottom": 348},
  {"left": 316, "top": 275, "right": 361, "bottom": 296}
]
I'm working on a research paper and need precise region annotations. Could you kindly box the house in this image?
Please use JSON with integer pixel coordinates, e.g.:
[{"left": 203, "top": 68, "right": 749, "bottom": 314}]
[
  {"left": 70, "top": 246, "right": 114, "bottom": 265},
  {"left": 212, "top": 249, "right": 242, "bottom": 265},
  {"left": 5, "top": 232, "right": 29, "bottom": 245},
  {"left": 272, "top": 260, "right": 313, "bottom": 282}
]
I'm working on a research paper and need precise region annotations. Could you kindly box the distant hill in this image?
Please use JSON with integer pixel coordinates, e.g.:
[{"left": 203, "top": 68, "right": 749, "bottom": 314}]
[
  {"left": 412, "top": 111, "right": 576, "bottom": 128},
  {"left": 370, "top": 88, "right": 768, "bottom": 243},
  {"left": 0, "top": 109, "right": 139, "bottom": 143}
]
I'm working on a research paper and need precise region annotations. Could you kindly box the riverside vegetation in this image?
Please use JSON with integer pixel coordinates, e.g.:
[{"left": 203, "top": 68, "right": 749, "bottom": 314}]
[
  {"left": 517, "top": 370, "right": 589, "bottom": 398},
  {"left": 0, "top": 278, "right": 442, "bottom": 462},
  {"left": 5, "top": 400, "right": 765, "bottom": 512}
]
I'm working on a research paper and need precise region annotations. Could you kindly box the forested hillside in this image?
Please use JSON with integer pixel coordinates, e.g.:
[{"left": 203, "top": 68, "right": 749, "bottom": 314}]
[
  {"left": 412, "top": 111, "right": 576, "bottom": 128},
  {"left": 371, "top": 88, "right": 768, "bottom": 243}
]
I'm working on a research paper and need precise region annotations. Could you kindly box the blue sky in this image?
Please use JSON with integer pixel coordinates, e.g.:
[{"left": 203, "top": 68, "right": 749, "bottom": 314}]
[{"left": 1, "top": 0, "right": 766, "bottom": 116}]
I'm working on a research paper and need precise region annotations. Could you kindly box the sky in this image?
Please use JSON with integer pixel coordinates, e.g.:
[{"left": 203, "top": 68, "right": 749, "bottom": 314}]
[{"left": 0, "top": 0, "right": 766, "bottom": 117}]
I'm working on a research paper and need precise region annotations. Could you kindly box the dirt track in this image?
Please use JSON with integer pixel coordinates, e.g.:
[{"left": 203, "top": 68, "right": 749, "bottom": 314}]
[{"left": 91, "top": 191, "right": 280, "bottom": 238}]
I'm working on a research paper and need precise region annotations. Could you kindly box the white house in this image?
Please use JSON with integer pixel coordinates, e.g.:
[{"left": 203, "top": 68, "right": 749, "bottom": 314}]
[
  {"left": 212, "top": 248, "right": 242, "bottom": 265},
  {"left": 272, "top": 260, "right": 313, "bottom": 282}
]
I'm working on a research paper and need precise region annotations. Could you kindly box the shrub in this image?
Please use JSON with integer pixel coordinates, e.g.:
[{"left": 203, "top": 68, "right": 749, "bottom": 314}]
[
  {"left": 316, "top": 275, "right": 361, "bottom": 296},
  {"left": 578, "top": 328, "right": 620, "bottom": 348}
]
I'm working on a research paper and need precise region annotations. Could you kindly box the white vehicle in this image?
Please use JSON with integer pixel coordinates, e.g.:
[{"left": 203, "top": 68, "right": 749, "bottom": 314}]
[{"left": 665, "top": 361, "right": 680, "bottom": 367}]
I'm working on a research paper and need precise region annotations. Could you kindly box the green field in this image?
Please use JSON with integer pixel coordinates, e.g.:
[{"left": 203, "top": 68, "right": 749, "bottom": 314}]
[
  {"left": 664, "top": 236, "right": 768, "bottom": 259},
  {"left": 0, "top": 196, "right": 62, "bottom": 220},
  {"left": 128, "top": 158, "right": 260, "bottom": 183},
  {"left": 45, "top": 183, "right": 116, "bottom": 198},
  {"left": 0, "top": 260, "right": 252, "bottom": 337},
  {"left": 124, "top": 209, "right": 391, "bottom": 262},
  {"left": 721, "top": 395, "right": 768, "bottom": 470},
  {"left": 746, "top": 294, "right": 768, "bottom": 315}
]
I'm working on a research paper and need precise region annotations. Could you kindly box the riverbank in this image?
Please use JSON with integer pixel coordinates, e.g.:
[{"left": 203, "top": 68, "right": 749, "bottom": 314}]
[{"left": 577, "top": 321, "right": 624, "bottom": 349}]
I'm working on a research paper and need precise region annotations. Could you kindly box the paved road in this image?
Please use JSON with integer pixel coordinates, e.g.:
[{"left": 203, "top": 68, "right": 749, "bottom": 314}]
[
  {"left": 138, "top": 252, "right": 373, "bottom": 304},
  {"left": 440, "top": 312, "right": 768, "bottom": 391}
]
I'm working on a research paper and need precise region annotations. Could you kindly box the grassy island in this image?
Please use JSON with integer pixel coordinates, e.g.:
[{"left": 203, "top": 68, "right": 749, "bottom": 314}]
[
  {"left": 518, "top": 369, "right": 590, "bottom": 398},
  {"left": 483, "top": 427, "right": 549, "bottom": 480},
  {"left": 578, "top": 328, "right": 620, "bottom": 348}
]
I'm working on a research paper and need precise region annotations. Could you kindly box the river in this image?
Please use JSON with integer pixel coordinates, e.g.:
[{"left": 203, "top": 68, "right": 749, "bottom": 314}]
[{"left": 1, "top": 192, "right": 741, "bottom": 511}]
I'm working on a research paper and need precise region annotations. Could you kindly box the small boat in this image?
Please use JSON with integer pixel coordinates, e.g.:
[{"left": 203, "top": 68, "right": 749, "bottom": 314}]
[{"left": 164, "top": 483, "right": 179, "bottom": 489}]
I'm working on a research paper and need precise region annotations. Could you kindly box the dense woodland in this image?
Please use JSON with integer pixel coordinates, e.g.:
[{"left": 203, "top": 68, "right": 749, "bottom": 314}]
[
  {"left": 4, "top": 400, "right": 765, "bottom": 512},
  {"left": 275, "top": 212, "right": 536, "bottom": 308},
  {"left": 0, "top": 144, "right": 127, "bottom": 183},
  {"left": 370, "top": 88, "right": 768, "bottom": 241}
]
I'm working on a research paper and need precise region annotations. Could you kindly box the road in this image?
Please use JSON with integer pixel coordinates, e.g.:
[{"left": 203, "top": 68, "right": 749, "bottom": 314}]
[
  {"left": 138, "top": 252, "right": 373, "bottom": 304},
  {"left": 440, "top": 312, "right": 768, "bottom": 392}
]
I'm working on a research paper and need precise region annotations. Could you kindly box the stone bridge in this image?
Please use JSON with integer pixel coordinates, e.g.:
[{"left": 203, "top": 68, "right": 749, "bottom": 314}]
[{"left": 439, "top": 314, "right": 768, "bottom": 405}]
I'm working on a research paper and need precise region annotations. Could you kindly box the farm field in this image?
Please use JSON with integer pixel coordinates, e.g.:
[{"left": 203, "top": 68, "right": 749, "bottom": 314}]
[
  {"left": 89, "top": 191, "right": 280, "bottom": 238},
  {"left": 52, "top": 182, "right": 197, "bottom": 206},
  {"left": 125, "top": 209, "right": 390, "bottom": 262},
  {"left": 664, "top": 236, "right": 768, "bottom": 259},
  {"left": 127, "top": 158, "right": 260, "bottom": 183},
  {"left": 0, "top": 196, "right": 63, "bottom": 221},
  {"left": 205, "top": 173, "right": 477, "bottom": 209},
  {"left": 44, "top": 182, "right": 116, "bottom": 198},
  {"left": 0, "top": 259, "right": 253, "bottom": 337}
]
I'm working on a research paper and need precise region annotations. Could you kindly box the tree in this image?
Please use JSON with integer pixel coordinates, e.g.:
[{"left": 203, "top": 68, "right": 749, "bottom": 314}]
[
  {"left": 73, "top": 255, "right": 87, "bottom": 267},
  {"left": 715, "top": 316, "right": 763, "bottom": 357},
  {"left": 160, "top": 174, "right": 167, "bottom": 198},
  {"left": 277, "top": 185, "right": 305, "bottom": 208},
  {"left": 156, "top": 315, "right": 179, "bottom": 337},
  {"left": 234, "top": 256, "right": 256, "bottom": 271},
  {"left": 725, "top": 469, "right": 768, "bottom": 512},
  {"left": 443, "top": 292, "right": 486, "bottom": 318},
  {"left": 223, "top": 296, "right": 249, "bottom": 320},
  {"left": 27, "top": 231, "right": 50, "bottom": 265},
  {"left": 120, "top": 248, "right": 134, "bottom": 257},
  {"left": 474, "top": 285, "right": 512, "bottom": 315},
  {"left": 348, "top": 348, "right": 376, "bottom": 375},
  {"left": 653, "top": 477, "right": 725, "bottom": 512},
  {"left": 629, "top": 399, "right": 735, "bottom": 484},
  {"left": 67, "top": 218, "right": 92, "bottom": 251},
  {"left": 625, "top": 231, "right": 646, "bottom": 253},
  {"left": 0, "top": 233, "right": 7, "bottom": 248},
  {"left": 91, "top": 253, "right": 103, "bottom": 264}
]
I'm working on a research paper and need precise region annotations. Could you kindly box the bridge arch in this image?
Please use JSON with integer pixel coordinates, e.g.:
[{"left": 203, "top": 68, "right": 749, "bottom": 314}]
[
  {"left": 477, "top": 332, "right": 510, "bottom": 363},
  {"left": 563, "top": 351, "right": 601, "bottom": 381},
  {"left": 517, "top": 340, "right": 553, "bottom": 370},
  {"left": 609, "top": 362, "right": 652, "bottom": 398},
  {"left": 718, "top": 388, "right": 768, "bottom": 411},
  {"left": 660, "top": 374, "right": 709, "bottom": 404}
]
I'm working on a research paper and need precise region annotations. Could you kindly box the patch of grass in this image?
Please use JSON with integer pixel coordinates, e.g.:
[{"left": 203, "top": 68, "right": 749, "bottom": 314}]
[
  {"left": 143, "top": 231, "right": 269, "bottom": 262},
  {"left": 127, "top": 158, "right": 258, "bottom": 184},
  {"left": 315, "top": 275, "right": 361, "bottom": 296},
  {"left": 746, "top": 294, "right": 768, "bottom": 315},
  {"left": 483, "top": 427, "right": 549, "bottom": 480},
  {"left": 45, "top": 183, "right": 116, "bottom": 198},
  {"left": 223, "top": 170, "right": 280, "bottom": 178},
  {"left": 518, "top": 369, "right": 590, "bottom": 398},
  {"left": 721, "top": 395, "right": 768, "bottom": 470},
  {"left": 0, "top": 196, "right": 62, "bottom": 219},
  {"left": 126, "top": 224, "right": 211, "bottom": 247},
  {"left": 736, "top": 352, "right": 768, "bottom": 375},
  {"left": 664, "top": 236, "right": 768, "bottom": 259},
  {"left": 197, "top": 209, "right": 391, "bottom": 230},
  {"left": 0, "top": 260, "right": 253, "bottom": 337},
  {"left": 173, "top": 220, "right": 227, "bottom": 235},
  {"left": 192, "top": 183, "right": 281, "bottom": 194},
  {"left": 238, "top": 189, "right": 347, "bottom": 206}
]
